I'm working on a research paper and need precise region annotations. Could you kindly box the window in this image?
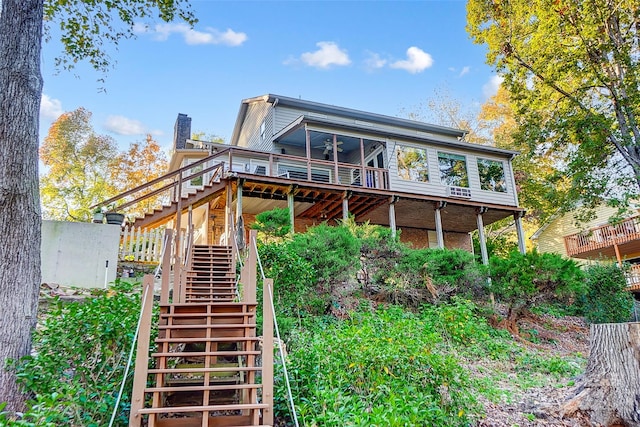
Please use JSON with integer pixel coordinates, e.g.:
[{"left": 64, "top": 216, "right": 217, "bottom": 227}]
[
  {"left": 477, "top": 158, "right": 506, "bottom": 192},
  {"left": 260, "top": 121, "right": 266, "bottom": 141},
  {"left": 438, "top": 152, "right": 468, "bottom": 187},
  {"left": 185, "top": 160, "right": 203, "bottom": 187},
  {"left": 396, "top": 145, "right": 429, "bottom": 182}
]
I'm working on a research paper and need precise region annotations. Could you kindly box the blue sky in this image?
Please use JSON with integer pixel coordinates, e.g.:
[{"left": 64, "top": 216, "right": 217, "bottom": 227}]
[{"left": 39, "top": 0, "right": 502, "bottom": 151}]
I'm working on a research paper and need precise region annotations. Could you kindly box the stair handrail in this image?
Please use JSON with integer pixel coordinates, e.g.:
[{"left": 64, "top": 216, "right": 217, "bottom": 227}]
[
  {"left": 123, "top": 275, "right": 155, "bottom": 427},
  {"left": 252, "top": 234, "right": 300, "bottom": 427},
  {"left": 231, "top": 214, "right": 245, "bottom": 302},
  {"left": 91, "top": 150, "right": 229, "bottom": 213}
]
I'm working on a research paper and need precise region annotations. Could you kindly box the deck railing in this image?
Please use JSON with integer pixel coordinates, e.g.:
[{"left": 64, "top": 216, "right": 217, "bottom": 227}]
[
  {"left": 564, "top": 216, "right": 640, "bottom": 256},
  {"left": 206, "top": 145, "right": 390, "bottom": 190}
]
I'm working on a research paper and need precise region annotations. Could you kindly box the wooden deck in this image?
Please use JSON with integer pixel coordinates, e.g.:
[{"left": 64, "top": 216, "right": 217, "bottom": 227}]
[{"left": 564, "top": 216, "right": 640, "bottom": 260}]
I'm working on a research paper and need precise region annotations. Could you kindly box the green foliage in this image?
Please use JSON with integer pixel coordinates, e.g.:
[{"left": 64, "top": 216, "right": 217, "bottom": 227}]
[
  {"left": 467, "top": 0, "right": 640, "bottom": 208},
  {"left": 5, "top": 281, "right": 154, "bottom": 426},
  {"left": 489, "top": 251, "right": 585, "bottom": 320},
  {"left": 289, "top": 223, "right": 361, "bottom": 284},
  {"left": 374, "top": 247, "right": 487, "bottom": 304},
  {"left": 251, "top": 208, "right": 291, "bottom": 242},
  {"left": 39, "top": 107, "right": 119, "bottom": 221},
  {"left": 276, "top": 306, "right": 480, "bottom": 426},
  {"left": 257, "top": 241, "right": 325, "bottom": 319},
  {"left": 44, "top": 0, "right": 197, "bottom": 74},
  {"left": 582, "top": 263, "right": 634, "bottom": 324}
]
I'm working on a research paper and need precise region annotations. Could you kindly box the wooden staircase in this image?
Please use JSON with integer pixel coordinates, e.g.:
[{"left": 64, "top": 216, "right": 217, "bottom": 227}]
[
  {"left": 130, "top": 240, "right": 273, "bottom": 427},
  {"left": 185, "top": 246, "right": 237, "bottom": 303}
]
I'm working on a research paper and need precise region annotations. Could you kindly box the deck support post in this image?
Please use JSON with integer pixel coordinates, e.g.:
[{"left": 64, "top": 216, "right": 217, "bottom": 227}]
[
  {"left": 342, "top": 190, "right": 351, "bottom": 221},
  {"left": 514, "top": 211, "right": 526, "bottom": 254},
  {"left": 225, "top": 181, "right": 233, "bottom": 245},
  {"left": 262, "top": 278, "right": 275, "bottom": 426},
  {"left": 236, "top": 179, "right": 243, "bottom": 223},
  {"left": 434, "top": 201, "right": 446, "bottom": 249},
  {"left": 476, "top": 207, "right": 489, "bottom": 265},
  {"left": 288, "top": 191, "right": 295, "bottom": 235},
  {"left": 389, "top": 196, "right": 398, "bottom": 238}
]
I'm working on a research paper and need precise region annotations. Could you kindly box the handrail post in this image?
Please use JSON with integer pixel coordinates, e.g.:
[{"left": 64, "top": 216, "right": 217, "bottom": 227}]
[
  {"left": 241, "top": 230, "right": 257, "bottom": 304},
  {"left": 262, "top": 278, "right": 274, "bottom": 426},
  {"left": 128, "top": 275, "right": 155, "bottom": 427},
  {"left": 160, "top": 229, "right": 173, "bottom": 304}
]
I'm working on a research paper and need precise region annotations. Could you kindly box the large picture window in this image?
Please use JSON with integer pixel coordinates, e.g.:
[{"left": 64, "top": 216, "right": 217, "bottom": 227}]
[
  {"left": 477, "top": 158, "right": 506, "bottom": 192},
  {"left": 438, "top": 152, "right": 468, "bottom": 187},
  {"left": 396, "top": 145, "right": 429, "bottom": 182}
]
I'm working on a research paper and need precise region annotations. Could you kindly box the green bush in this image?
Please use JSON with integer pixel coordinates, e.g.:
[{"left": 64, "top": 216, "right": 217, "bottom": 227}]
[
  {"left": 257, "top": 241, "right": 325, "bottom": 318},
  {"left": 374, "top": 247, "right": 487, "bottom": 304},
  {"left": 4, "top": 281, "right": 154, "bottom": 427},
  {"left": 289, "top": 223, "right": 361, "bottom": 284},
  {"left": 489, "top": 251, "right": 585, "bottom": 322},
  {"left": 582, "top": 263, "right": 634, "bottom": 323},
  {"left": 252, "top": 207, "right": 291, "bottom": 242},
  {"left": 276, "top": 306, "right": 479, "bottom": 426}
]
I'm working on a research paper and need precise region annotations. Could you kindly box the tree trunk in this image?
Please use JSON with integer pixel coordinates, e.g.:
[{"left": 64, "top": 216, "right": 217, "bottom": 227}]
[
  {"left": 0, "top": 0, "right": 44, "bottom": 412},
  {"left": 562, "top": 323, "right": 640, "bottom": 427}
]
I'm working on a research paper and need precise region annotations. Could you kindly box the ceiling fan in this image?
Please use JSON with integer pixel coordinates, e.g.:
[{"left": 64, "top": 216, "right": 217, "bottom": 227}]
[{"left": 314, "top": 138, "right": 344, "bottom": 155}]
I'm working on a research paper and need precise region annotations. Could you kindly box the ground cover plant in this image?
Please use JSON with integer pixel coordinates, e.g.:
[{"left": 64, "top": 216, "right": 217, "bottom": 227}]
[{"left": 0, "top": 280, "right": 153, "bottom": 427}]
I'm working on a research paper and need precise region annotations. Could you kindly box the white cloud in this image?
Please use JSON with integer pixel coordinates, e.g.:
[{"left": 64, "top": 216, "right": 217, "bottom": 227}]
[
  {"left": 298, "top": 41, "right": 351, "bottom": 69},
  {"left": 40, "top": 95, "right": 63, "bottom": 120},
  {"left": 104, "top": 115, "right": 146, "bottom": 136},
  {"left": 459, "top": 66, "right": 471, "bottom": 77},
  {"left": 364, "top": 52, "right": 387, "bottom": 71},
  {"left": 146, "top": 22, "right": 247, "bottom": 46},
  {"left": 390, "top": 47, "right": 433, "bottom": 74},
  {"left": 482, "top": 75, "right": 504, "bottom": 98}
]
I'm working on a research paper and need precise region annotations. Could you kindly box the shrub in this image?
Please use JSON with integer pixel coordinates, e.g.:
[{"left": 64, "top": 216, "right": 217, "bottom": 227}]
[
  {"left": 582, "top": 263, "right": 634, "bottom": 323},
  {"left": 289, "top": 223, "right": 361, "bottom": 284},
  {"left": 251, "top": 207, "right": 291, "bottom": 242},
  {"left": 373, "top": 247, "right": 487, "bottom": 305},
  {"left": 257, "top": 241, "right": 325, "bottom": 318},
  {"left": 6, "top": 281, "right": 155, "bottom": 426},
  {"left": 489, "top": 251, "right": 585, "bottom": 323}
]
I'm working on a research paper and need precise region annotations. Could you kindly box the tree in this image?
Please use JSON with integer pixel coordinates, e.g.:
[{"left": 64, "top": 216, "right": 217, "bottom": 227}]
[
  {"left": 0, "top": 0, "right": 196, "bottom": 412},
  {"left": 562, "top": 323, "right": 640, "bottom": 426},
  {"left": 478, "top": 87, "right": 564, "bottom": 222},
  {"left": 467, "top": 0, "right": 640, "bottom": 215},
  {"left": 40, "top": 107, "right": 118, "bottom": 221},
  {"left": 489, "top": 250, "right": 585, "bottom": 335},
  {"left": 110, "top": 134, "right": 169, "bottom": 216}
]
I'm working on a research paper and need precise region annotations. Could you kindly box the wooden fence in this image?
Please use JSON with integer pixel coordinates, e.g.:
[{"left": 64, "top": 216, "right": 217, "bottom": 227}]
[{"left": 119, "top": 226, "right": 164, "bottom": 263}]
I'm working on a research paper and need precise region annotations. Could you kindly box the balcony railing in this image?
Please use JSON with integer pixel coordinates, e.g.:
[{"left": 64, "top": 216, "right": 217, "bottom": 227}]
[
  {"left": 205, "top": 145, "right": 390, "bottom": 190},
  {"left": 627, "top": 264, "right": 640, "bottom": 291},
  {"left": 564, "top": 216, "right": 640, "bottom": 257}
]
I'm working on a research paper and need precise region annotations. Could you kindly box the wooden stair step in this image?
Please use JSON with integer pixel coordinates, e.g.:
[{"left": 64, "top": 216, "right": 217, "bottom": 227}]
[
  {"left": 159, "top": 323, "right": 256, "bottom": 330},
  {"left": 156, "top": 337, "right": 260, "bottom": 343},
  {"left": 161, "top": 312, "right": 252, "bottom": 318},
  {"left": 138, "top": 403, "right": 269, "bottom": 414},
  {"left": 155, "top": 416, "right": 270, "bottom": 427},
  {"left": 148, "top": 366, "right": 261, "bottom": 374},
  {"left": 152, "top": 350, "right": 261, "bottom": 357},
  {"left": 162, "top": 302, "right": 255, "bottom": 307},
  {"left": 145, "top": 383, "right": 262, "bottom": 393}
]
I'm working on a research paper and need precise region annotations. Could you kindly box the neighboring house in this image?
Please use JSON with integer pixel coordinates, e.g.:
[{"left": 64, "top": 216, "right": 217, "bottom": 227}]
[
  {"left": 531, "top": 204, "right": 640, "bottom": 291},
  {"left": 109, "top": 94, "right": 527, "bottom": 259}
]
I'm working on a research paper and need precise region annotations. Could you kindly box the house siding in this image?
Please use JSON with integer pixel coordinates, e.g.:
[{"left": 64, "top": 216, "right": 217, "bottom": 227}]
[
  {"left": 236, "top": 101, "right": 273, "bottom": 151},
  {"left": 386, "top": 140, "right": 517, "bottom": 206},
  {"left": 535, "top": 205, "right": 622, "bottom": 258}
]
